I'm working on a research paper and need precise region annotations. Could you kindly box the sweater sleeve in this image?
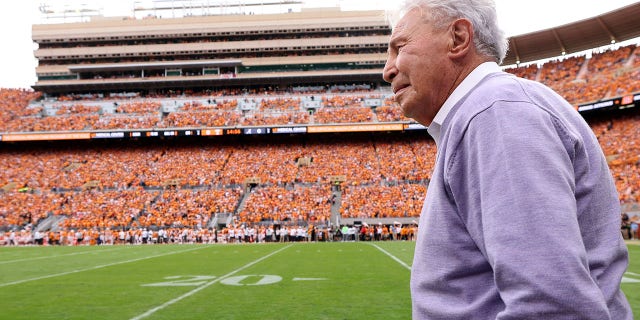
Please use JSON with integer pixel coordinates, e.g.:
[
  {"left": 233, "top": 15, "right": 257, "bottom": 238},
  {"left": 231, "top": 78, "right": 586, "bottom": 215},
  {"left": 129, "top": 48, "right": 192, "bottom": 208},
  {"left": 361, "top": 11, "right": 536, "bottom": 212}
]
[{"left": 446, "top": 101, "right": 612, "bottom": 319}]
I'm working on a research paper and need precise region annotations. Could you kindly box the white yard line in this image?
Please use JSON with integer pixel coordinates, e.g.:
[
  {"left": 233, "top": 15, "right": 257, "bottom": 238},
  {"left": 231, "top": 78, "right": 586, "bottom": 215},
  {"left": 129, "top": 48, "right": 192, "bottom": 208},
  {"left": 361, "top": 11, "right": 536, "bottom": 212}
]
[
  {"left": 130, "top": 244, "right": 293, "bottom": 320},
  {"left": 370, "top": 243, "right": 412, "bottom": 271},
  {"left": 0, "top": 246, "right": 206, "bottom": 288},
  {"left": 0, "top": 247, "right": 123, "bottom": 265}
]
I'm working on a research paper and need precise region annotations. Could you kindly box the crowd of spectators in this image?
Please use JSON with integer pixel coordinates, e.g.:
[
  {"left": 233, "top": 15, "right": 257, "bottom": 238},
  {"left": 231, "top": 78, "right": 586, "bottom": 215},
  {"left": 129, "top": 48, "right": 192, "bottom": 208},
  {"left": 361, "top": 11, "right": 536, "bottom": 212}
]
[
  {"left": 141, "top": 188, "right": 243, "bottom": 228},
  {"left": 376, "top": 97, "right": 411, "bottom": 122},
  {"left": 3, "top": 103, "right": 638, "bottom": 238},
  {"left": 1, "top": 44, "right": 640, "bottom": 244},
  {"left": 59, "top": 188, "right": 156, "bottom": 230},
  {"left": 612, "top": 68, "right": 640, "bottom": 97},
  {"left": 95, "top": 114, "right": 160, "bottom": 130},
  {"left": 0, "top": 221, "right": 423, "bottom": 246},
  {"left": 239, "top": 185, "right": 332, "bottom": 224},
  {"left": 503, "top": 44, "right": 639, "bottom": 105},
  {"left": 0, "top": 89, "right": 42, "bottom": 127},
  {"left": 0, "top": 133, "right": 436, "bottom": 235},
  {"left": 2, "top": 44, "right": 639, "bottom": 133},
  {"left": 116, "top": 101, "right": 162, "bottom": 114},
  {"left": 240, "top": 111, "right": 309, "bottom": 126},
  {"left": 341, "top": 184, "right": 426, "bottom": 219},
  {"left": 503, "top": 63, "right": 538, "bottom": 81},
  {"left": 56, "top": 104, "right": 101, "bottom": 115},
  {"left": 589, "top": 112, "right": 640, "bottom": 205},
  {"left": 259, "top": 97, "right": 301, "bottom": 112},
  {"left": 313, "top": 106, "right": 375, "bottom": 124}
]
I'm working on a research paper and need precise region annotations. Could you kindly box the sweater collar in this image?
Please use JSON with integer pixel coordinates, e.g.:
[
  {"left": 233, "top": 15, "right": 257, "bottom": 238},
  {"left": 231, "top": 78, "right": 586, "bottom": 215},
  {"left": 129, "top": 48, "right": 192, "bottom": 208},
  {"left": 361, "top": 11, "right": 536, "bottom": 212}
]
[{"left": 427, "top": 62, "right": 502, "bottom": 145}]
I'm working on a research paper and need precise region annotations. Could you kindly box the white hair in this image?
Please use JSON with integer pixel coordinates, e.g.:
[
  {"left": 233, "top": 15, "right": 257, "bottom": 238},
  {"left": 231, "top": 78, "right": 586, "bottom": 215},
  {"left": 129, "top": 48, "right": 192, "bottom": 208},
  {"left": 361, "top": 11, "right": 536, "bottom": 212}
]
[{"left": 388, "top": 0, "right": 509, "bottom": 64}]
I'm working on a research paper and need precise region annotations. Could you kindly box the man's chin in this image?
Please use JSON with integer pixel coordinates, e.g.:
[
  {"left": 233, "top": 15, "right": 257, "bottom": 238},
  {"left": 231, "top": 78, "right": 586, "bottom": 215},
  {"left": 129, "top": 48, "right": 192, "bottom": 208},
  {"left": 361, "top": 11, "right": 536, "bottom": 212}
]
[
  {"left": 402, "top": 108, "right": 428, "bottom": 126},
  {"left": 400, "top": 104, "right": 414, "bottom": 119}
]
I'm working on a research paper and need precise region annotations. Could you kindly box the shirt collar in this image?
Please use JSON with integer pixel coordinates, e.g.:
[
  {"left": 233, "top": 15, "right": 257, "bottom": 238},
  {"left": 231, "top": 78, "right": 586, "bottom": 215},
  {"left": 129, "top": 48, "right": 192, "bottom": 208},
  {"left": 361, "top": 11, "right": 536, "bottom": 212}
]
[{"left": 427, "top": 61, "right": 502, "bottom": 144}]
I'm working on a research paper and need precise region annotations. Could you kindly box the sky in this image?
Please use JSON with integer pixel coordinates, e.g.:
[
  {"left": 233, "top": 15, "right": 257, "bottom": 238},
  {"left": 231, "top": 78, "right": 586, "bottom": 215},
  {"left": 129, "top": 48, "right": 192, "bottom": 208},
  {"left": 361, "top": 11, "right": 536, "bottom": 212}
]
[{"left": 0, "top": 0, "right": 638, "bottom": 89}]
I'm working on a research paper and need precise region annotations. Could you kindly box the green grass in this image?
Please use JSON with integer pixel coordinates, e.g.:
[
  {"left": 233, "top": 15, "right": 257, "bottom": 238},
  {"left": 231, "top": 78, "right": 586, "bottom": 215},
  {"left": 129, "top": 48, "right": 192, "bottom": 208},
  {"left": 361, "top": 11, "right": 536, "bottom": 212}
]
[
  {"left": 0, "top": 241, "right": 637, "bottom": 319},
  {"left": 622, "top": 243, "right": 640, "bottom": 317}
]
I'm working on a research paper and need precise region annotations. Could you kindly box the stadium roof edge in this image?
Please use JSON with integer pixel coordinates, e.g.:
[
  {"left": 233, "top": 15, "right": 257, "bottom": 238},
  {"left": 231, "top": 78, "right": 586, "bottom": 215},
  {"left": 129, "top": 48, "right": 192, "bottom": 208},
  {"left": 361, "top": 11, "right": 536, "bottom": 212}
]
[{"left": 503, "top": 2, "right": 640, "bottom": 66}]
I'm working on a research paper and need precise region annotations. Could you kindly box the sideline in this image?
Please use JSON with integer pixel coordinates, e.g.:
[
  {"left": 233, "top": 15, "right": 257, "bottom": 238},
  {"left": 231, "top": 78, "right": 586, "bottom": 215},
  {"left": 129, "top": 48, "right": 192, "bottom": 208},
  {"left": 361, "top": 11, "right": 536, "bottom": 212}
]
[
  {"left": 624, "top": 240, "right": 640, "bottom": 246},
  {"left": 0, "top": 245, "right": 206, "bottom": 288},
  {"left": 370, "top": 243, "right": 412, "bottom": 271},
  {"left": 0, "top": 247, "right": 123, "bottom": 265},
  {"left": 130, "top": 244, "right": 292, "bottom": 320}
]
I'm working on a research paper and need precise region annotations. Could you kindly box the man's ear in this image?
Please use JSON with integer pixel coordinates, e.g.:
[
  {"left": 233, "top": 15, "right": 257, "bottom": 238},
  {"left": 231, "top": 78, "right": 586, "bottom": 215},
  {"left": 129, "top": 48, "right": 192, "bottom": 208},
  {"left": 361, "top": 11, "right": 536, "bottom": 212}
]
[{"left": 448, "top": 18, "right": 473, "bottom": 60}]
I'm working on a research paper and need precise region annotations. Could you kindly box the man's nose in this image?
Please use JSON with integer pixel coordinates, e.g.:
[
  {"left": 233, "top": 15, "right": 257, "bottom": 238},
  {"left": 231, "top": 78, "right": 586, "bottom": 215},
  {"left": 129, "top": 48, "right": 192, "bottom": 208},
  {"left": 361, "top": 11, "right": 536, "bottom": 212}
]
[{"left": 382, "top": 58, "right": 397, "bottom": 84}]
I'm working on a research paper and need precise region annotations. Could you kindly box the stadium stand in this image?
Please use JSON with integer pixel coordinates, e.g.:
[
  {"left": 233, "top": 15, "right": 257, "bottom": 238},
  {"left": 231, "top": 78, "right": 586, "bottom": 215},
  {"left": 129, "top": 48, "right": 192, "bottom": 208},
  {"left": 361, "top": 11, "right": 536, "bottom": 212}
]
[
  {"left": 1, "top": 5, "right": 640, "bottom": 245},
  {"left": 3, "top": 41, "right": 640, "bottom": 132}
]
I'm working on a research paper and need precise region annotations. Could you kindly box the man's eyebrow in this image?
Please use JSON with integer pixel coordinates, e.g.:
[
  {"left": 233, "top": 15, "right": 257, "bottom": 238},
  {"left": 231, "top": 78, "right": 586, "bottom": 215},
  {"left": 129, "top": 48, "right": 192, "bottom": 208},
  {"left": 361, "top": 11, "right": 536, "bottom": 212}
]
[{"left": 388, "top": 32, "right": 404, "bottom": 48}]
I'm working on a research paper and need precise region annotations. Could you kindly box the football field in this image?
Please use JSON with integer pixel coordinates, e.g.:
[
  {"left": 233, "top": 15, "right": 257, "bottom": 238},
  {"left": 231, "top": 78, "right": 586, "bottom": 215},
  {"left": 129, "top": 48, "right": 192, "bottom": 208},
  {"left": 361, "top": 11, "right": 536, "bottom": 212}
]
[{"left": 0, "top": 241, "right": 638, "bottom": 319}]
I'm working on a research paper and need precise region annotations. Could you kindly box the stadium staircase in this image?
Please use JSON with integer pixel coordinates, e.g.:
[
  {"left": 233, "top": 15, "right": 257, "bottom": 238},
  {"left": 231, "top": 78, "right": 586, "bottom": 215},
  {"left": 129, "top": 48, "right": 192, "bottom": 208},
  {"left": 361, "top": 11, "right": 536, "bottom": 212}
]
[
  {"left": 329, "top": 188, "right": 342, "bottom": 226},
  {"left": 207, "top": 214, "right": 219, "bottom": 228},
  {"left": 204, "top": 188, "right": 251, "bottom": 228},
  {"left": 575, "top": 59, "right": 591, "bottom": 81},
  {"left": 207, "top": 213, "right": 233, "bottom": 229},
  {"left": 625, "top": 48, "right": 638, "bottom": 67},
  {"left": 35, "top": 214, "right": 67, "bottom": 232},
  {"left": 234, "top": 189, "right": 251, "bottom": 216}
]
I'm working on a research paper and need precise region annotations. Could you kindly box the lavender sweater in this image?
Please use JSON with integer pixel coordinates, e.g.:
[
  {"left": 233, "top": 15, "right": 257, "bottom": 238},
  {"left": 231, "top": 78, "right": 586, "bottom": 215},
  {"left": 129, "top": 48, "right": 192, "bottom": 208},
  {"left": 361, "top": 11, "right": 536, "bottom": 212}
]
[{"left": 411, "top": 72, "right": 631, "bottom": 319}]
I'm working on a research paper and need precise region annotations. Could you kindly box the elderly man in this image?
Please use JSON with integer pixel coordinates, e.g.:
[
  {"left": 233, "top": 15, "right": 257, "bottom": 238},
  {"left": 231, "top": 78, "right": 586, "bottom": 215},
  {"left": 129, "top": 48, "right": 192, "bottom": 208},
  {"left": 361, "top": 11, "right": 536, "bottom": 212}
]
[{"left": 383, "top": 0, "right": 632, "bottom": 319}]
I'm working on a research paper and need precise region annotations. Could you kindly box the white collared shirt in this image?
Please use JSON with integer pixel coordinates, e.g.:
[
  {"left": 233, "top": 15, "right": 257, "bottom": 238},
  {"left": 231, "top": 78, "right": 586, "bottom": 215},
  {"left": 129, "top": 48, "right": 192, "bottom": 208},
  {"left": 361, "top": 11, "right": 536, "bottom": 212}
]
[{"left": 427, "top": 62, "right": 502, "bottom": 145}]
